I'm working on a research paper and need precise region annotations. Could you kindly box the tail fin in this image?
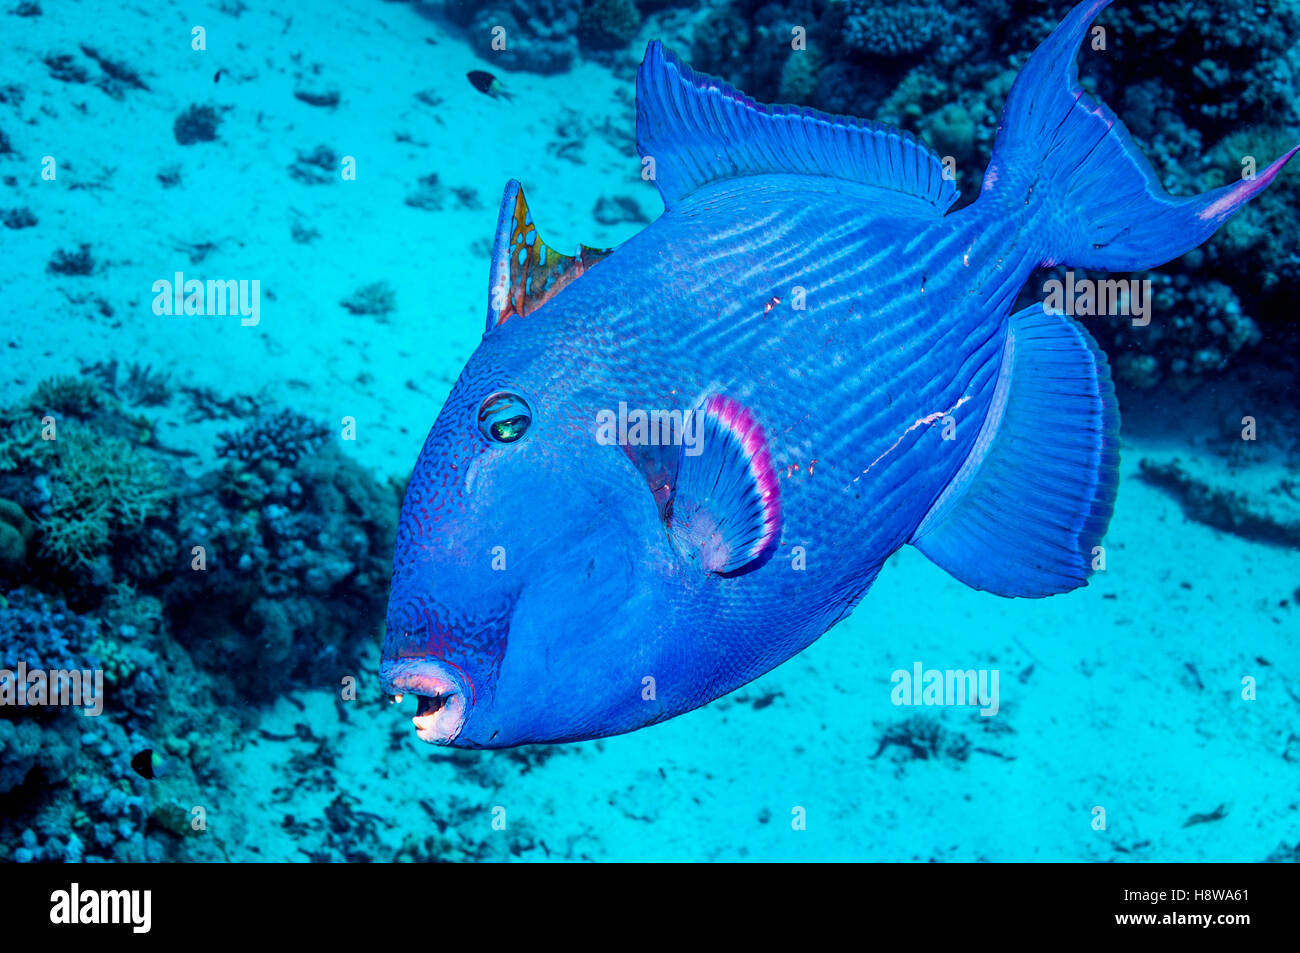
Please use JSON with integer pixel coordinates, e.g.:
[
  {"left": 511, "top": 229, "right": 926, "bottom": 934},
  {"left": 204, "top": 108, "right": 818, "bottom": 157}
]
[{"left": 982, "top": 0, "right": 1299, "bottom": 271}]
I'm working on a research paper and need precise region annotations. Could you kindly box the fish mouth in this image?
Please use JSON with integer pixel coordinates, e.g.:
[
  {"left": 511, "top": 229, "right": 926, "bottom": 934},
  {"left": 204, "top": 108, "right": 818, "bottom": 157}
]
[{"left": 381, "top": 658, "right": 468, "bottom": 745}]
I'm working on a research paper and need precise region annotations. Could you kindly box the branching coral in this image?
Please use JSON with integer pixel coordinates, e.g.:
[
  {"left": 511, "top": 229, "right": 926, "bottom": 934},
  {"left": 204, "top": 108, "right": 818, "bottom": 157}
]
[
  {"left": 27, "top": 375, "right": 106, "bottom": 418},
  {"left": 36, "top": 430, "right": 174, "bottom": 574},
  {"left": 216, "top": 412, "right": 329, "bottom": 468}
]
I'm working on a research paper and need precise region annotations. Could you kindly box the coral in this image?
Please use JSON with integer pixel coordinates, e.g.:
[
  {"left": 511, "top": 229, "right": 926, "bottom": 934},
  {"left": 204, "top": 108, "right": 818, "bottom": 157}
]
[
  {"left": 577, "top": 0, "right": 642, "bottom": 52},
  {"left": 778, "top": 49, "right": 821, "bottom": 105},
  {"left": 0, "top": 499, "right": 32, "bottom": 572},
  {"left": 840, "top": 0, "right": 944, "bottom": 59},
  {"left": 1093, "top": 276, "right": 1259, "bottom": 390},
  {"left": 404, "top": 172, "right": 445, "bottom": 211},
  {"left": 0, "top": 587, "right": 101, "bottom": 675},
  {"left": 79, "top": 43, "right": 149, "bottom": 97},
  {"left": 1108, "top": 0, "right": 1300, "bottom": 135},
  {"left": 1200, "top": 126, "right": 1300, "bottom": 295},
  {"left": 120, "top": 364, "right": 173, "bottom": 407},
  {"left": 99, "top": 583, "right": 165, "bottom": 643},
  {"left": 173, "top": 104, "right": 221, "bottom": 145},
  {"left": 46, "top": 244, "right": 95, "bottom": 276},
  {"left": 43, "top": 52, "right": 90, "bottom": 84},
  {"left": 178, "top": 385, "right": 260, "bottom": 423},
  {"left": 0, "top": 404, "right": 51, "bottom": 473},
  {"left": 0, "top": 498, "right": 34, "bottom": 568},
  {"left": 293, "top": 85, "right": 340, "bottom": 108},
  {"left": 454, "top": 1, "right": 580, "bottom": 74},
  {"left": 88, "top": 633, "right": 134, "bottom": 687},
  {"left": 28, "top": 374, "right": 106, "bottom": 417},
  {"left": 2, "top": 207, "right": 37, "bottom": 229},
  {"left": 35, "top": 429, "right": 175, "bottom": 577},
  {"left": 340, "top": 281, "right": 396, "bottom": 317},
  {"left": 116, "top": 524, "right": 177, "bottom": 585},
  {"left": 872, "top": 715, "right": 972, "bottom": 763},
  {"left": 1112, "top": 352, "right": 1161, "bottom": 391},
  {"left": 0, "top": 720, "right": 54, "bottom": 794},
  {"left": 288, "top": 145, "right": 336, "bottom": 185},
  {"left": 691, "top": 5, "right": 754, "bottom": 94},
  {"left": 216, "top": 412, "right": 329, "bottom": 468},
  {"left": 169, "top": 437, "right": 400, "bottom": 695},
  {"left": 593, "top": 195, "right": 648, "bottom": 227}
]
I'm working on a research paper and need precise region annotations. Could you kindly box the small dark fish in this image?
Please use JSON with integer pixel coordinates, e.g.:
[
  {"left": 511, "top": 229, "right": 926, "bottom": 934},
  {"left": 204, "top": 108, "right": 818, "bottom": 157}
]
[
  {"left": 213, "top": 68, "right": 227, "bottom": 84},
  {"left": 467, "top": 70, "right": 511, "bottom": 101},
  {"left": 130, "top": 748, "right": 167, "bottom": 780}
]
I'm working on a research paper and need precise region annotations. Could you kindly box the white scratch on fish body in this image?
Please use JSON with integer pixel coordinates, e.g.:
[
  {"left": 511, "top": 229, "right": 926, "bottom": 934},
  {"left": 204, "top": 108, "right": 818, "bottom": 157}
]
[{"left": 847, "top": 395, "right": 972, "bottom": 488}]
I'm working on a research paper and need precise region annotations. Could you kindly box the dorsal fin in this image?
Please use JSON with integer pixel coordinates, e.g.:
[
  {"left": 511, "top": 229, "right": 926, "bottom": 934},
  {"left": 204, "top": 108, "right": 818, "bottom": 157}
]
[
  {"left": 635, "top": 41, "right": 959, "bottom": 214},
  {"left": 486, "top": 180, "right": 612, "bottom": 333}
]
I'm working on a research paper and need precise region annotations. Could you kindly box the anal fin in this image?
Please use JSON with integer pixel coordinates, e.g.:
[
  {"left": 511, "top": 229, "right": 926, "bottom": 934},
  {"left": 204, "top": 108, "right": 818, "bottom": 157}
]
[{"left": 911, "top": 306, "right": 1120, "bottom": 597}]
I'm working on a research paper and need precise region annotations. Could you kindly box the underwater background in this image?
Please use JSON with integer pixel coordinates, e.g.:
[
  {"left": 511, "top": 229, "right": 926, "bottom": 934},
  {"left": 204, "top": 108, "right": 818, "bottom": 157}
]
[{"left": 1, "top": 0, "right": 1298, "bottom": 863}]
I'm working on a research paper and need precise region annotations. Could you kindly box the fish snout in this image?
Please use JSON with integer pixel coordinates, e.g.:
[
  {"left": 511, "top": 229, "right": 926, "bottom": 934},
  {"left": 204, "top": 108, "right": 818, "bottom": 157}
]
[{"left": 382, "top": 658, "right": 469, "bottom": 745}]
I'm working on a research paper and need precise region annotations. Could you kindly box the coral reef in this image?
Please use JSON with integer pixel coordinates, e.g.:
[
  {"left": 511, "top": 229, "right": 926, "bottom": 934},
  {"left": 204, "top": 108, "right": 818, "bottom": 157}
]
[
  {"left": 1043, "top": 273, "right": 1261, "bottom": 391},
  {"left": 1, "top": 371, "right": 399, "bottom": 860},
  {"left": 0, "top": 588, "right": 102, "bottom": 677},
  {"left": 168, "top": 436, "right": 399, "bottom": 695},
  {"left": 577, "top": 0, "right": 642, "bottom": 52},
  {"left": 449, "top": 0, "right": 581, "bottom": 74}
]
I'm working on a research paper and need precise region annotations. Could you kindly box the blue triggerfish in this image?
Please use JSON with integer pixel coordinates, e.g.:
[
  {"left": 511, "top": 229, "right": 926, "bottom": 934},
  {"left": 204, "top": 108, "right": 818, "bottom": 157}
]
[{"left": 383, "top": 0, "right": 1297, "bottom": 746}]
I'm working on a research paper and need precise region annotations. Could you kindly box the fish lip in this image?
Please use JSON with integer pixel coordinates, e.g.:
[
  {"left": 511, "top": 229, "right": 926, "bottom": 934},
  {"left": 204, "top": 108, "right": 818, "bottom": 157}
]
[{"left": 381, "top": 658, "right": 469, "bottom": 745}]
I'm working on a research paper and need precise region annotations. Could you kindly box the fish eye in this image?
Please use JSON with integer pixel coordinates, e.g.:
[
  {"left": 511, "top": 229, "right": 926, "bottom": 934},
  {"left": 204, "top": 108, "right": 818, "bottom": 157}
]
[{"left": 477, "top": 392, "right": 532, "bottom": 444}]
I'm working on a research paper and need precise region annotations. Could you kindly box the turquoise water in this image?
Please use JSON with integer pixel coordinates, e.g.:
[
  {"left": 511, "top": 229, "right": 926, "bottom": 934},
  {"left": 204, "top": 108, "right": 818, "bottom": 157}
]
[{"left": 1, "top": 0, "right": 1298, "bottom": 863}]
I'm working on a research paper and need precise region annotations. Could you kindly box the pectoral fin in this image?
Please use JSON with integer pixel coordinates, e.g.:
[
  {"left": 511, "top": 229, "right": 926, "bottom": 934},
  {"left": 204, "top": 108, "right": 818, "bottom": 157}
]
[{"left": 665, "top": 396, "right": 782, "bottom": 576}]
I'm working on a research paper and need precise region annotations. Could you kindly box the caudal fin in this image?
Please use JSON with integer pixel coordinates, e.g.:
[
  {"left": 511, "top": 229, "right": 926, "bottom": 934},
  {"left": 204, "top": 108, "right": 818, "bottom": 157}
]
[{"left": 982, "top": 0, "right": 1298, "bottom": 271}]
